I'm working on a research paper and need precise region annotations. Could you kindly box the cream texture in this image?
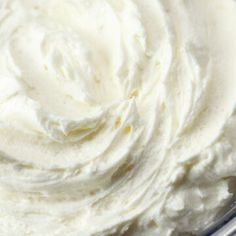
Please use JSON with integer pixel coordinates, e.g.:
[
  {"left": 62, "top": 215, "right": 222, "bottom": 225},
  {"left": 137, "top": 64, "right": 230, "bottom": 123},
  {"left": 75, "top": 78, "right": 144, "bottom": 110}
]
[{"left": 0, "top": 0, "right": 236, "bottom": 235}]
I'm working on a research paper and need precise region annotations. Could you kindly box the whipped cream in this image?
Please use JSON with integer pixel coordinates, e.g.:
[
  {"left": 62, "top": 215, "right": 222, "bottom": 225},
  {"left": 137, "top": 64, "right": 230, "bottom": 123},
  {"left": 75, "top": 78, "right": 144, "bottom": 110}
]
[{"left": 0, "top": 0, "right": 236, "bottom": 235}]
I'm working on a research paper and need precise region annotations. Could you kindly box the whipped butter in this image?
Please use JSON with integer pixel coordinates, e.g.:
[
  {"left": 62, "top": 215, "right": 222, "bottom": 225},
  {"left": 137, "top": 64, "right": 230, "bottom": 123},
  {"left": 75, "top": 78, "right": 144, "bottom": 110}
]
[{"left": 0, "top": 0, "right": 236, "bottom": 235}]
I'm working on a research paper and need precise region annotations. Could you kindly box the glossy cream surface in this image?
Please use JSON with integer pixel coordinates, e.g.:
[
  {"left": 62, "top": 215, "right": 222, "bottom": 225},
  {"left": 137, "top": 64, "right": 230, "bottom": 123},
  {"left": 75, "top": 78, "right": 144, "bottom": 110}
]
[{"left": 0, "top": 0, "right": 236, "bottom": 235}]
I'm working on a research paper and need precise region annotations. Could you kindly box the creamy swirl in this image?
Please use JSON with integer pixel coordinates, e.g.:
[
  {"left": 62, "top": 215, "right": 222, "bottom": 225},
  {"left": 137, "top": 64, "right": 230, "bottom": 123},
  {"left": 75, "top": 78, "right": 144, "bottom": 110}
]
[{"left": 0, "top": 0, "right": 236, "bottom": 235}]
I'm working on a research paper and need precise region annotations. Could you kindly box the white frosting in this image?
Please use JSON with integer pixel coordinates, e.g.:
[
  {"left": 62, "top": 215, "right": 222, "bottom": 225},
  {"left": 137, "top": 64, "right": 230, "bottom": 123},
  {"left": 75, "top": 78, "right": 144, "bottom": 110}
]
[{"left": 0, "top": 0, "right": 236, "bottom": 235}]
